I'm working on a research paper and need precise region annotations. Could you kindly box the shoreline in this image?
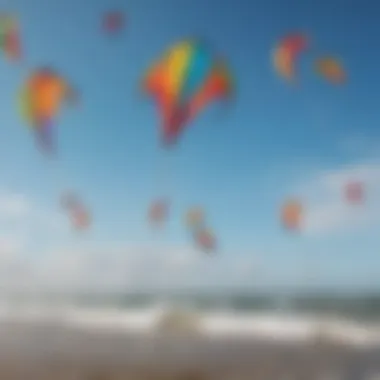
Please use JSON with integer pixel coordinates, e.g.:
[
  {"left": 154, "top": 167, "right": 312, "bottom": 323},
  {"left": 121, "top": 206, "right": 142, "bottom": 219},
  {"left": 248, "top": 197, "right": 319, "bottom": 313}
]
[
  {"left": 0, "top": 301, "right": 379, "bottom": 378},
  {"left": 1, "top": 302, "right": 380, "bottom": 348},
  {"left": 0, "top": 321, "right": 379, "bottom": 379}
]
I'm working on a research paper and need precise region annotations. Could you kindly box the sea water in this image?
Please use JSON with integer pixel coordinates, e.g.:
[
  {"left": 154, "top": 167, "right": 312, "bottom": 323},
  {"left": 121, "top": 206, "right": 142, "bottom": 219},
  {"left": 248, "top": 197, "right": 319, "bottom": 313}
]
[{"left": 0, "top": 291, "right": 380, "bottom": 348}]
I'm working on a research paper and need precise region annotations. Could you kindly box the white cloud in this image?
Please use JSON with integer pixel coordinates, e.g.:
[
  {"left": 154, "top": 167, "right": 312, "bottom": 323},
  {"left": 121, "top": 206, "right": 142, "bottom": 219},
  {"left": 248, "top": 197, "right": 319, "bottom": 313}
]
[
  {"left": 0, "top": 191, "right": 31, "bottom": 220},
  {"left": 0, "top": 190, "right": 67, "bottom": 239},
  {"left": 0, "top": 190, "right": 74, "bottom": 290},
  {"left": 0, "top": 234, "right": 24, "bottom": 262},
  {"left": 0, "top": 243, "right": 261, "bottom": 293},
  {"left": 295, "top": 161, "right": 380, "bottom": 236},
  {"left": 0, "top": 191, "right": 260, "bottom": 293}
]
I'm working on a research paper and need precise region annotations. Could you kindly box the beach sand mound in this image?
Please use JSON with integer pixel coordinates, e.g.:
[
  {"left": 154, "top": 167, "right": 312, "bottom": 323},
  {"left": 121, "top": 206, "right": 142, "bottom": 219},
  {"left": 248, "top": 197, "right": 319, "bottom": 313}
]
[
  {"left": 153, "top": 309, "right": 201, "bottom": 335},
  {"left": 310, "top": 322, "right": 353, "bottom": 350}
]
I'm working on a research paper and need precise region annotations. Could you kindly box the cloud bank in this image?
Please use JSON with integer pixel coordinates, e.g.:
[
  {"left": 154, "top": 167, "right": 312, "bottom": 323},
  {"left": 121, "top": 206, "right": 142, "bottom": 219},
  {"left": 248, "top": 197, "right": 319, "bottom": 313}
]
[{"left": 296, "top": 160, "right": 380, "bottom": 236}]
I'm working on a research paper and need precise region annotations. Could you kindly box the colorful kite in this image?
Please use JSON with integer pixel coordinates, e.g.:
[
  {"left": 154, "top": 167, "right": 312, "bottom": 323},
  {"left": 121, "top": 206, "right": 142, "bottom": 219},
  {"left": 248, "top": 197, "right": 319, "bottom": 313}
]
[
  {"left": 281, "top": 199, "right": 303, "bottom": 231},
  {"left": 0, "top": 14, "right": 21, "bottom": 61},
  {"left": 142, "top": 38, "right": 234, "bottom": 146},
  {"left": 315, "top": 57, "right": 346, "bottom": 84},
  {"left": 18, "top": 67, "right": 77, "bottom": 155},
  {"left": 273, "top": 33, "right": 308, "bottom": 82}
]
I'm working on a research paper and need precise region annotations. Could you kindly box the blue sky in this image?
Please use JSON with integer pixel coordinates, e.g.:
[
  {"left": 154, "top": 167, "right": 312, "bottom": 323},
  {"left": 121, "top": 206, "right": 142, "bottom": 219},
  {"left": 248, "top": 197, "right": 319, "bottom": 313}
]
[{"left": 0, "top": 0, "right": 379, "bottom": 292}]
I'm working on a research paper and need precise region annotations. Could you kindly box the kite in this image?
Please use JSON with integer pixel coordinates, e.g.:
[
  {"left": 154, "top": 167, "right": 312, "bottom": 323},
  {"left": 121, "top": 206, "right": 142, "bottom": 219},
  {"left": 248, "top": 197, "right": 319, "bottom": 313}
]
[
  {"left": 103, "top": 11, "right": 125, "bottom": 34},
  {"left": 0, "top": 14, "right": 21, "bottom": 61},
  {"left": 281, "top": 199, "right": 303, "bottom": 231},
  {"left": 18, "top": 67, "right": 77, "bottom": 155},
  {"left": 193, "top": 228, "right": 216, "bottom": 253},
  {"left": 344, "top": 181, "right": 364, "bottom": 204},
  {"left": 273, "top": 33, "right": 308, "bottom": 82},
  {"left": 315, "top": 57, "right": 346, "bottom": 84},
  {"left": 70, "top": 206, "right": 91, "bottom": 231},
  {"left": 142, "top": 38, "right": 234, "bottom": 146},
  {"left": 148, "top": 198, "right": 169, "bottom": 226},
  {"left": 61, "top": 191, "right": 91, "bottom": 231},
  {"left": 185, "top": 206, "right": 204, "bottom": 229}
]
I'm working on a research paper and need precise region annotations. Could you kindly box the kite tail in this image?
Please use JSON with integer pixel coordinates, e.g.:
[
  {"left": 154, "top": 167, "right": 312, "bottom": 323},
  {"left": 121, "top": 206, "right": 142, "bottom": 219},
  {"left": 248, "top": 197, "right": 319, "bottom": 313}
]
[
  {"left": 35, "top": 119, "right": 55, "bottom": 157},
  {"left": 156, "top": 146, "right": 175, "bottom": 203},
  {"left": 161, "top": 107, "right": 190, "bottom": 146},
  {"left": 36, "top": 120, "right": 69, "bottom": 198}
]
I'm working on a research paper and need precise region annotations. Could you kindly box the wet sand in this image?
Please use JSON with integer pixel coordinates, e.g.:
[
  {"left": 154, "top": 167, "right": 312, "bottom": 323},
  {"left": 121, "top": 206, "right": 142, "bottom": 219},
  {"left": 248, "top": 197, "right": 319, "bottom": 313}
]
[{"left": 0, "top": 321, "right": 378, "bottom": 380}]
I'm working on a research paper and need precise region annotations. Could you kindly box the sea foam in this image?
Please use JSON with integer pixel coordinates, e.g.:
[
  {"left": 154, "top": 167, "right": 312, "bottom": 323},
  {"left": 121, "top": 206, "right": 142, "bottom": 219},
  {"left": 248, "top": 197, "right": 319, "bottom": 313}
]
[{"left": 0, "top": 300, "right": 379, "bottom": 348}]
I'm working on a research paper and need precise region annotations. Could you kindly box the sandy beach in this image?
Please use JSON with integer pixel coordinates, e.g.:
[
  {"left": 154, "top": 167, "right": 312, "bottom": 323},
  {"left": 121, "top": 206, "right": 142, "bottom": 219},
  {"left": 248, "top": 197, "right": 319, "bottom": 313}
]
[{"left": 0, "top": 320, "right": 378, "bottom": 380}]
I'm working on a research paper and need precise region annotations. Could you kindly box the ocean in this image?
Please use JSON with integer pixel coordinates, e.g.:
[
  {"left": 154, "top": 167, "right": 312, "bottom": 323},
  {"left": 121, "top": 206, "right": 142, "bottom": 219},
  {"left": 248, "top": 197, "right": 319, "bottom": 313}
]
[
  {"left": 0, "top": 291, "right": 379, "bottom": 379},
  {"left": 14, "top": 291, "right": 380, "bottom": 320},
  {"left": 0, "top": 290, "right": 379, "bottom": 348}
]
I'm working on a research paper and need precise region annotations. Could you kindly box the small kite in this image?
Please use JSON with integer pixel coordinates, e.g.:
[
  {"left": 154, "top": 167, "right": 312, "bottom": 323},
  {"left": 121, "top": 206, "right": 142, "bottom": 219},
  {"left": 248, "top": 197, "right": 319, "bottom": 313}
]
[
  {"left": 344, "top": 181, "right": 364, "bottom": 204},
  {"left": 316, "top": 57, "right": 346, "bottom": 84},
  {"left": 0, "top": 14, "right": 21, "bottom": 61},
  {"left": 61, "top": 191, "right": 91, "bottom": 231},
  {"left": 194, "top": 228, "right": 216, "bottom": 253},
  {"left": 185, "top": 206, "right": 204, "bottom": 229},
  {"left": 281, "top": 199, "right": 303, "bottom": 231},
  {"left": 148, "top": 198, "right": 169, "bottom": 226},
  {"left": 103, "top": 11, "right": 124, "bottom": 33},
  {"left": 142, "top": 38, "right": 234, "bottom": 146},
  {"left": 18, "top": 67, "right": 77, "bottom": 155},
  {"left": 70, "top": 207, "right": 91, "bottom": 230},
  {"left": 272, "top": 33, "right": 308, "bottom": 82}
]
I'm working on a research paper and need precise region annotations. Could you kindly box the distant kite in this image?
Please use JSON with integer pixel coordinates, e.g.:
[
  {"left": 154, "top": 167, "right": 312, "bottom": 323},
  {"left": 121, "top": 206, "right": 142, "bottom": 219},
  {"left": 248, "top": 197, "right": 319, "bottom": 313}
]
[
  {"left": 61, "top": 191, "right": 91, "bottom": 231},
  {"left": 281, "top": 199, "right": 303, "bottom": 231},
  {"left": 71, "top": 207, "right": 91, "bottom": 230},
  {"left": 185, "top": 206, "right": 204, "bottom": 229},
  {"left": 0, "top": 14, "right": 21, "bottom": 61},
  {"left": 344, "top": 181, "right": 364, "bottom": 204},
  {"left": 18, "top": 67, "right": 78, "bottom": 155},
  {"left": 272, "top": 33, "right": 308, "bottom": 82},
  {"left": 103, "top": 11, "right": 125, "bottom": 33},
  {"left": 316, "top": 57, "right": 346, "bottom": 84},
  {"left": 148, "top": 198, "right": 169, "bottom": 226},
  {"left": 193, "top": 227, "right": 216, "bottom": 253}
]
